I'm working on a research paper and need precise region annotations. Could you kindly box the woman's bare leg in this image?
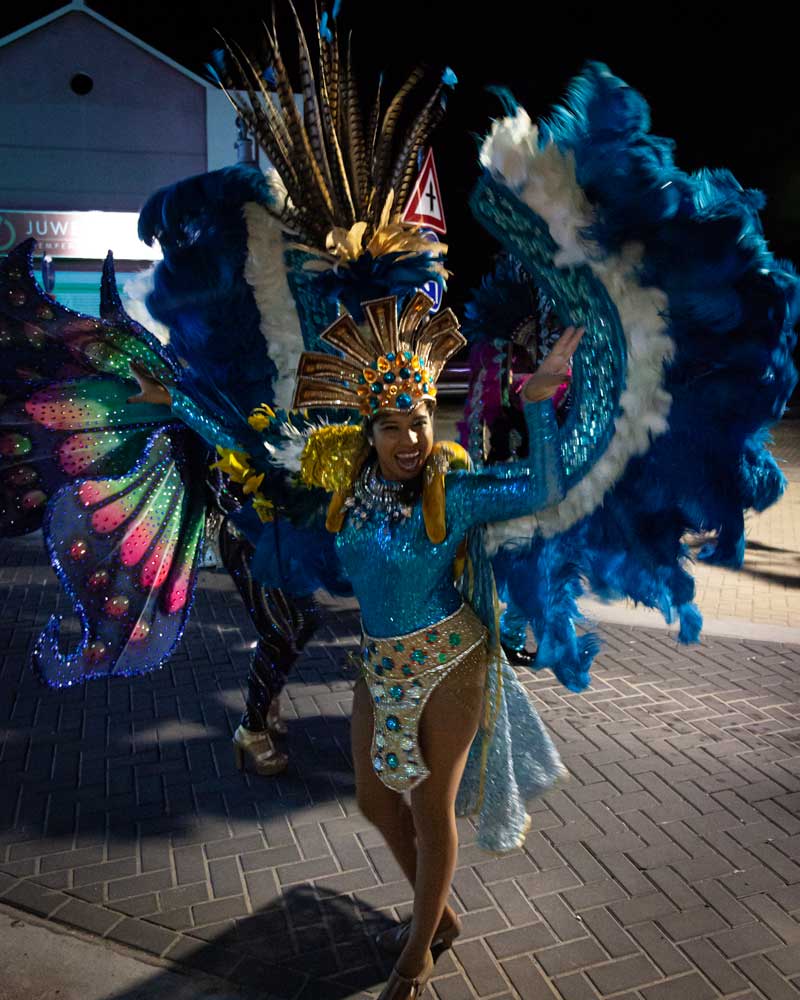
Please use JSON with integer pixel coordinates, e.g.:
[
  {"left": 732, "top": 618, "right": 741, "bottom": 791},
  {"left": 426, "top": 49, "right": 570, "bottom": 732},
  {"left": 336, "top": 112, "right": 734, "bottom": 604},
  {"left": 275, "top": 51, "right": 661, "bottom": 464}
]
[
  {"left": 351, "top": 679, "right": 460, "bottom": 931},
  {"left": 397, "top": 664, "right": 486, "bottom": 975},
  {"left": 351, "top": 678, "right": 418, "bottom": 884}
]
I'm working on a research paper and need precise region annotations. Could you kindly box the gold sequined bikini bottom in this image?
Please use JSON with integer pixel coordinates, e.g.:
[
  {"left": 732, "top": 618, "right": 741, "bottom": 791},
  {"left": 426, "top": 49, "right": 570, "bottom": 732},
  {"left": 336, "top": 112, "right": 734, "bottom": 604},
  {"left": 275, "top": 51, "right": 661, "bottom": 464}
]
[{"left": 361, "top": 603, "right": 488, "bottom": 792}]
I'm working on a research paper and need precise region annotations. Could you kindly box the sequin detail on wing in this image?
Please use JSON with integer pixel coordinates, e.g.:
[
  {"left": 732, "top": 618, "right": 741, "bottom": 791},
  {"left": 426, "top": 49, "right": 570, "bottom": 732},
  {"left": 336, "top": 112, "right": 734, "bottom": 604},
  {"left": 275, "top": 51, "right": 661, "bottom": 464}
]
[
  {"left": 33, "top": 427, "right": 207, "bottom": 688},
  {"left": 0, "top": 241, "right": 181, "bottom": 537}
]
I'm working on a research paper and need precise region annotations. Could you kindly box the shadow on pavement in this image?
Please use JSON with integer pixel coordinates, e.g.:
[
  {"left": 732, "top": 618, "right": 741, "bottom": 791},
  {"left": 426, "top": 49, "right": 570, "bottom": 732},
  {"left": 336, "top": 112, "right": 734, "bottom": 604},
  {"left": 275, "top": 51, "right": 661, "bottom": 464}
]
[
  {"left": 744, "top": 539, "right": 799, "bottom": 555},
  {"left": 0, "top": 540, "right": 360, "bottom": 845},
  {"left": 102, "top": 885, "right": 396, "bottom": 1000}
]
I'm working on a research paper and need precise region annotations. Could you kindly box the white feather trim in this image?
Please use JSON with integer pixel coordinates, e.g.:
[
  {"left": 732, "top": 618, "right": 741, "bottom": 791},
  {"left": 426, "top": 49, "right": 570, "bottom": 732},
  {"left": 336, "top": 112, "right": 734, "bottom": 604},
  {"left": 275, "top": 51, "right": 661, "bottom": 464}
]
[
  {"left": 267, "top": 420, "right": 309, "bottom": 473},
  {"left": 243, "top": 177, "right": 305, "bottom": 413},
  {"left": 480, "top": 109, "right": 675, "bottom": 549},
  {"left": 265, "top": 413, "right": 342, "bottom": 477},
  {"left": 121, "top": 268, "right": 171, "bottom": 346}
]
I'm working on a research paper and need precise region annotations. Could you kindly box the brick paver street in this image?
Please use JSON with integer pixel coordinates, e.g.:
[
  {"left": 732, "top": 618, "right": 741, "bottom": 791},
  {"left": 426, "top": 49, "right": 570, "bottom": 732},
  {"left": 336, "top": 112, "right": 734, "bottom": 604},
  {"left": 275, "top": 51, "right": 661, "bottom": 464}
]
[
  {"left": 1, "top": 420, "right": 799, "bottom": 1000},
  {"left": 689, "top": 420, "right": 800, "bottom": 630}
]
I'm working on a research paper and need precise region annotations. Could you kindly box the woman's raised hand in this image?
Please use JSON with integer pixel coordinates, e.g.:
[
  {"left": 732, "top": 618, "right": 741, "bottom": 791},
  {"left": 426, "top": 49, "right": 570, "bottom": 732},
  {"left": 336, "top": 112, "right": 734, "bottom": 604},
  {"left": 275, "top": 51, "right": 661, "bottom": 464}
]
[
  {"left": 127, "top": 362, "right": 172, "bottom": 407},
  {"left": 520, "top": 325, "right": 585, "bottom": 403}
]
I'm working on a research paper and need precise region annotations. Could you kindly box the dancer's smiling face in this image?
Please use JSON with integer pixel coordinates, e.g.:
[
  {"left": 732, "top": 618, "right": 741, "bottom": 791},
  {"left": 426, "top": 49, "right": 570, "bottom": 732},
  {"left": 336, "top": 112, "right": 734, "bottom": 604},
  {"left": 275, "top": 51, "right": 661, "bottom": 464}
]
[{"left": 369, "top": 403, "right": 435, "bottom": 482}]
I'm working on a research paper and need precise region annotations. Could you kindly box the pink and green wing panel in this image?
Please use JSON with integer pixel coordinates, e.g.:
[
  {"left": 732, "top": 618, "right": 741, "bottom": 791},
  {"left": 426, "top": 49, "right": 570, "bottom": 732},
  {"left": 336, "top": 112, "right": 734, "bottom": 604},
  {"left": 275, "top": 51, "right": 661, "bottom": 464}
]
[
  {"left": 0, "top": 241, "right": 182, "bottom": 536},
  {"left": 34, "top": 427, "right": 207, "bottom": 687}
]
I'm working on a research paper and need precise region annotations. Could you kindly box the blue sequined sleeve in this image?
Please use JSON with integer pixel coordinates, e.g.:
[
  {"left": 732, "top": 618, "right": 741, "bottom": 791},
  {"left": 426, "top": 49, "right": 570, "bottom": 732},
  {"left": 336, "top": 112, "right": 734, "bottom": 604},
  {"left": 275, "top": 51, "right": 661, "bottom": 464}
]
[
  {"left": 446, "top": 400, "right": 564, "bottom": 531},
  {"left": 170, "top": 388, "right": 244, "bottom": 453}
]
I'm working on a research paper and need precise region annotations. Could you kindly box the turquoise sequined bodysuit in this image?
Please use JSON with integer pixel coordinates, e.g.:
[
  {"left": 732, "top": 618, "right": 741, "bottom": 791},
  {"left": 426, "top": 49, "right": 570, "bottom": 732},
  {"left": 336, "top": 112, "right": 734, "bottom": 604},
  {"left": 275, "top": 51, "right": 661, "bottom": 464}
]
[
  {"left": 334, "top": 401, "right": 563, "bottom": 636},
  {"left": 172, "top": 390, "right": 568, "bottom": 852}
]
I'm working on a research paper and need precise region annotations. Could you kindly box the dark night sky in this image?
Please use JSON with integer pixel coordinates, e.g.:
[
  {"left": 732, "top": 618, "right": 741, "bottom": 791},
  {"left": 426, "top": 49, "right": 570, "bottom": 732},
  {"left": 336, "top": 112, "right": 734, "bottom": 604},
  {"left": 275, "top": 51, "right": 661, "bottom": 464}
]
[{"left": 4, "top": 1, "right": 800, "bottom": 307}]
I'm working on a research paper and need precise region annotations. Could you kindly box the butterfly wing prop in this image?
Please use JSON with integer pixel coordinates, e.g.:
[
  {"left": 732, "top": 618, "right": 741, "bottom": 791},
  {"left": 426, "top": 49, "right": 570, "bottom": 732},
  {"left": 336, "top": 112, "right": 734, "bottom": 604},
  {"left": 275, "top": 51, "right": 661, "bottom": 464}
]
[{"left": 1, "top": 242, "right": 209, "bottom": 686}]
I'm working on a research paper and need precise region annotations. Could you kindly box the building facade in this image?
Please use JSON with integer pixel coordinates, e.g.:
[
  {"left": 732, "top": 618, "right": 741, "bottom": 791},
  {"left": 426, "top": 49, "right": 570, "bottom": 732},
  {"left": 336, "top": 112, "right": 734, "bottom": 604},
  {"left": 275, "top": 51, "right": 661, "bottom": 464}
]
[{"left": 0, "top": 0, "right": 243, "bottom": 313}]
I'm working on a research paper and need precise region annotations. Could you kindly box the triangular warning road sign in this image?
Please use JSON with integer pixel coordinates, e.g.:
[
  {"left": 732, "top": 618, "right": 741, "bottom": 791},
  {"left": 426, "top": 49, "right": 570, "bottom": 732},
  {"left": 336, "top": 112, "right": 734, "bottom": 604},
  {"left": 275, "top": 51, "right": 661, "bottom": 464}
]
[{"left": 401, "top": 148, "right": 446, "bottom": 234}]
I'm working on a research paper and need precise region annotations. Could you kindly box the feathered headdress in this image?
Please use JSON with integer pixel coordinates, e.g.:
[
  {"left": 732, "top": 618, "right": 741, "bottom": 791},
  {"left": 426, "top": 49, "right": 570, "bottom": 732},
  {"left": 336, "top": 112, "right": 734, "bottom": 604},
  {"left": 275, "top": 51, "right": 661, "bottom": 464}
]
[{"left": 207, "top": 2, "right": 455, "bottom": 319}]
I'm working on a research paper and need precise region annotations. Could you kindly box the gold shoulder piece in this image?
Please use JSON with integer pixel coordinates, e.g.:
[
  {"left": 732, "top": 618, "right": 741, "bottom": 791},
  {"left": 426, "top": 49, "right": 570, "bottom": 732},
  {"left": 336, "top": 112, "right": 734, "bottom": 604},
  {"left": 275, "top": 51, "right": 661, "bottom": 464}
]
[
  {"left": 422, "top": 440, "right": 472, "bottom": 544},
  {"left": 300, "top": 424, "right": 368, "bottom": 495},
  {"left": 436, "top": 440, "right": 471, "bottom": 471},
  {"left": 325, "top": 492, "right": 349, "bottom": 533}
]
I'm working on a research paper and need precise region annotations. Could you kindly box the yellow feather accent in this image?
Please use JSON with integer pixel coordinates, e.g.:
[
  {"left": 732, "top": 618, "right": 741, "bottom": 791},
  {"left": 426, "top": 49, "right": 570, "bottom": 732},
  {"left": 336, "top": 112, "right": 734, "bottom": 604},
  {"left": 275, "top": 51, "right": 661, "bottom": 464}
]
[
  {"left": 378, "top": 189, "right": 395, "bottom": 231},
  {"left": 293, "top": 211, "right": 448, "bottom": 276},
  {"left": 325, "top": 491, "right": 348, "bottom": 532},
  {"left": 242, "top": 471, "right": 265, "bottom": 495},
  {"left": 251, "top": 496, "right": 275, "bottom": 523},
  {"left": 209, "top": 444, "right": 273, "bottom": 523},
  {"left": 247, "top": 404, "right": 276, "bottom": 431},
  {"left": 209, "top": 446, "right": 253, "bottom": 485}
]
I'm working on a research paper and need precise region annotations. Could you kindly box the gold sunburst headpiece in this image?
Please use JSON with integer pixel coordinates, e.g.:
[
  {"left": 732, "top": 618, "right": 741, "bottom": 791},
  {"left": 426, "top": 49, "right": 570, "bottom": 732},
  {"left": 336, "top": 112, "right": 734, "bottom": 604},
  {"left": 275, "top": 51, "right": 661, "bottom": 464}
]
[{"left": 293, "top": 292, "right": 465, "bottom": 415}]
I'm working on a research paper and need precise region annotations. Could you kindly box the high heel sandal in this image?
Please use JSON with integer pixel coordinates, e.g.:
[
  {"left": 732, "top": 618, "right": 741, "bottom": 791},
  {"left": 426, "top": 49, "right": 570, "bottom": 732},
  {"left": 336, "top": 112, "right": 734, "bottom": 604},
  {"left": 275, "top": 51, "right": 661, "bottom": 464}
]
[
  {"left": 232, "top": 724, "right": 288, "bottom": 776},
  {"left": 376, "top": 914, "right": 461, "bottom": 955},
  {"left": 377, "top": 949, "right": 434, "bottom": 1000}
]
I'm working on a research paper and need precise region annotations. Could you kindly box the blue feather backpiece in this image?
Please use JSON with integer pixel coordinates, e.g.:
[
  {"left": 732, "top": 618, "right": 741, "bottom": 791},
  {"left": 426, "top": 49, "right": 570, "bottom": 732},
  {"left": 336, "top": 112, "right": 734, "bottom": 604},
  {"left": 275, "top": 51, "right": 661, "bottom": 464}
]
[{"left": 469, "top": 63, "right": 798, "bottom": 690}]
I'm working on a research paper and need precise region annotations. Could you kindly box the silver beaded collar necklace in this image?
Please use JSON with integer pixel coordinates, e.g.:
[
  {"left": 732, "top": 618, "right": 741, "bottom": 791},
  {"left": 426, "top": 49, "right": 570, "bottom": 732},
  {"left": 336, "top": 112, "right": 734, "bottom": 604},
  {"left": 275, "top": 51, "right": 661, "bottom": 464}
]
[{"left": 344, "top": 459, "right": 420, "bottom": 528}]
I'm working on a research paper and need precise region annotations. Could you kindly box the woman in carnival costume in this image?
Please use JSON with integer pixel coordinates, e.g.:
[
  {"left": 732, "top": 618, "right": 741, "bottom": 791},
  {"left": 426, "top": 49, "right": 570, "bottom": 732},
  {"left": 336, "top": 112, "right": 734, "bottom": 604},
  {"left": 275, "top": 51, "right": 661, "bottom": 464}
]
[
  {"left": 133, "top": 295, "right": 580, "bottom": 999},
  {"left": 1, "top": 4, "right": 797, "bottom": 998}
]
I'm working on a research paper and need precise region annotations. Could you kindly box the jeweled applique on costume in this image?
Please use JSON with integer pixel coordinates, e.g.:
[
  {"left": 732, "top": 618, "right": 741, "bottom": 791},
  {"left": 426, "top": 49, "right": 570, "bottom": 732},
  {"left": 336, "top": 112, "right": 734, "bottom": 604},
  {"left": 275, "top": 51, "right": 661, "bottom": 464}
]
[{"left": 363, "top": 603, "right": 488, "bottom": 791}]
